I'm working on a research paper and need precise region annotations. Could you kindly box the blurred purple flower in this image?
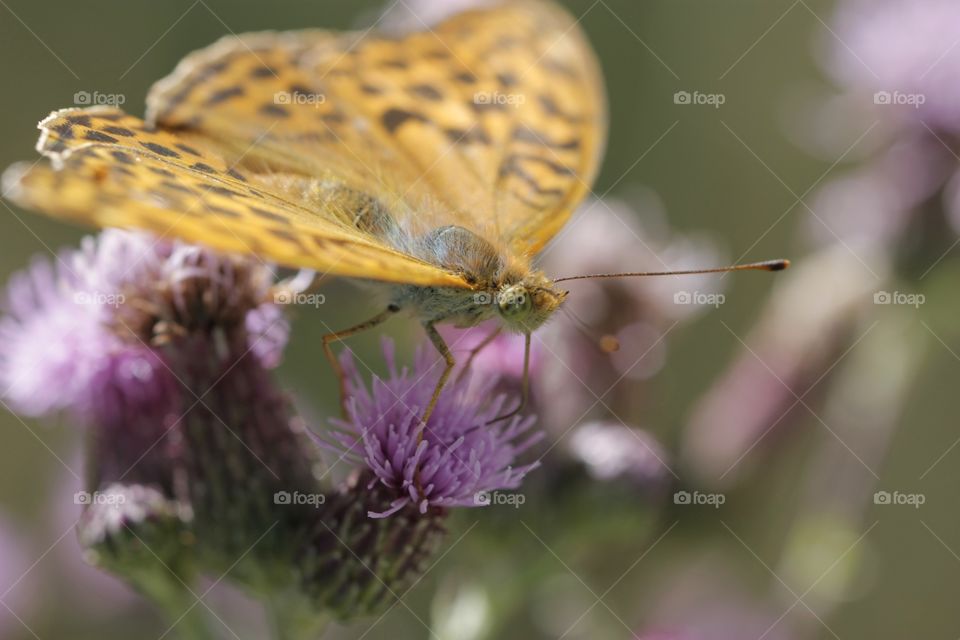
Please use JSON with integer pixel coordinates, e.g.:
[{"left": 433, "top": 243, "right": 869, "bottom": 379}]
[
  {"left": 830, "top": 0, "right": 960, "bottom": 134},
  {"left": 326, "top": 339, "right": 542, "bottom": 517},
  {"left": 542, "top": 195, "right": 726, "bottom": 325},
  {"left": 682, "top": 247, "right": 879, "bottom": 484},
  {"left": 539, "top": 196, "right": 724, "bottom": 422},
  {"left": 808, "top": 0, "right": 960, "bottom": 248},
  {"left": 0, "top": 229, "right": 287, "bottom": 422},
  {"left": 568, "top": 420, "right": 671, "bottom": 490}
]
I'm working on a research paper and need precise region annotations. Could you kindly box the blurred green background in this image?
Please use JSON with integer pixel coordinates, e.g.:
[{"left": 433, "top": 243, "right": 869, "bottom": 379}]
[{"left": 0, "top": 0, "right": 956, "bottom": 638}]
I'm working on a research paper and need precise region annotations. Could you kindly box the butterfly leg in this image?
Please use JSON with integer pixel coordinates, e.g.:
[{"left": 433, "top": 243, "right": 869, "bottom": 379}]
[
  {"left": 322, "top": 305, "right": 399, "bottom": 417},
  {"left": 486, "top": 332, "right": 531, "bottom": 425},
  {"left": 455, "top": 326, "right": 503, "bottom": 383},
  {"left": 419, "top": 322, "right": 456, "bottom": 442}
]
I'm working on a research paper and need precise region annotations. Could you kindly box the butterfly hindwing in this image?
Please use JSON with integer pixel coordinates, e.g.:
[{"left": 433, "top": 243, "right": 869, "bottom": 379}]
[{"left": 146, "top": 0, "right": 606, "bottom": 256}]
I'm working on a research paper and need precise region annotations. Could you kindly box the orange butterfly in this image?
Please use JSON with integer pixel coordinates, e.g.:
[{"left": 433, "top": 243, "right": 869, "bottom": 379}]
[{"left": 2, "top": 0, "right": 786, "bottom": 428}]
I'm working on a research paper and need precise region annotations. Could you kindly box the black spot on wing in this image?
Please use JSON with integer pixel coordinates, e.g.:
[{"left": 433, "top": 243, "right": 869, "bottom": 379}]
[
  {"left": 380, "top": 59, "right": 408, "bottom": 70},
  {"left": 66, "top": 114, "right": 93, "bottom": 127},
  {"left": 250, "top": 206, "right": 290, "bottom": 224},
  {"left": 141, "top": 142, "right": 181, "bottom": 158},
  {"left": 250, "top": 65, "right": 276, "bottom": 78},
  {"left": 51, "top": 122, "right": 74, "bottom": 140},
  {"left": 85, "top": 131, "right": 119, "bottom": 144},
  {"left": 175, "top": 143, "right": 202, "bottom": 157},
  {"left": 408, "top": 84, "right": 443, "bottom": 101},
  {"left": 109, "top": 150, "right": 134, "bottom": 165},
  {"left": 199, "top": 184, "right": 243, "bottom": 198},
  {"left": 539, "top": 95, "right": 584, "bottom": 124},
  {"left": 498, "top": 157, "right": 565, "bottom": 199},
  {"left": 512, "top": 125, "right": 581, "bottom": 151},
  {"left": 205, "top": 205, "right": 243, "bottom": 219},
  {"left": 471, "top": 100, "right": 507, "bottom": 113},
  {"left": 102, "top": 126, "right": 136, "bottom": 137},
  {"left": 155, "top": 59, "right": 231, "bottom": 118},
  {"left": 226, "top": 168, "right": 248, "bottom": 182},
  {"left": 381, "top": 108, "right": 428, "bottom": 134},
  {"left": 288, "top": 83, "right": 313, "bottom": 96},
  {"left": 503, "top": 153, "right": 575, "bottom": 176},
  {"left": 206, "top": 86, "right": 245, "bottom": 105},
  {"left": 445, "top": 126, "right": 491, "bottom": 145},
  {"left": 190, "top": 162, "right": 218, "bottom": 174},
  {"left": 260, "top": 103, "right": 290, "bottom": 118},
  {"left": 268, "top": 227, "right": 305, "bottom": 249}
]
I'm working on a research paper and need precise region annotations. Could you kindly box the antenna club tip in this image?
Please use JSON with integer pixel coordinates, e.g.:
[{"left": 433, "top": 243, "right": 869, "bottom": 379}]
[{"left": 767, "top": 259, "right": 790, "bottom": 271}]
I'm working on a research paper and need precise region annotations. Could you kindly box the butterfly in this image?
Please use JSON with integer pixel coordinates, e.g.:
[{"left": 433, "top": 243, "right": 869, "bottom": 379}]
[{"left": 2, "top": 0, "right": 785, "bottom": 429}]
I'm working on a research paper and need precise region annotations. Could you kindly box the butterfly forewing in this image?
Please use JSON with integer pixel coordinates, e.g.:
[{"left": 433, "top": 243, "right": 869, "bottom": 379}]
[
  {"left": 6, "top": 0, "right": 605, "bottom": 287},
  {"left": 6, "top": 107, "right": 466, "bottom": 287}
]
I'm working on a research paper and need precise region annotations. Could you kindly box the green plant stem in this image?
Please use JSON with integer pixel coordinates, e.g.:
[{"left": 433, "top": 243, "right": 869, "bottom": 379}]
[
  {"left": 267, "top": 594, "right": 330, "bottom": 640},
  {"left": 140, "top": 576, "right": 218, "bottom": 640}
]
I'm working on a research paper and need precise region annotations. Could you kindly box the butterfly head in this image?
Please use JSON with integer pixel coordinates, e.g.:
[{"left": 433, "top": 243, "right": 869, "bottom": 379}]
[{"left": 494, "top": 273, "right": 567, "bottom": 333}]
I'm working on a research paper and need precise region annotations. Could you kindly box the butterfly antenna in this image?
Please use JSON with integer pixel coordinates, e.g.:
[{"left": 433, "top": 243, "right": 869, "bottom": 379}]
[{"left": 553, "top": 258, "right": 790, "bottom": 283}]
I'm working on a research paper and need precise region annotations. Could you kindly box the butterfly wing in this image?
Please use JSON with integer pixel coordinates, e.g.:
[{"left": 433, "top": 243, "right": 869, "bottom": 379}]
[
  {"left": 3, "top": 107, "right": 468, "bottom": 288},
  {"left": 147, "top": 0, "right": 606, "bottom": 256}
]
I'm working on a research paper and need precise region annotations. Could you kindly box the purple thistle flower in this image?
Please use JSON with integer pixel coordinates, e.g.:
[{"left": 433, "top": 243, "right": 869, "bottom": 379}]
[
  {"left": 0, "top": 229, "right": 288, "bottom": 423},
  {"left": 0, "top": 232, "right": 468, "bottom": 624},
  {"left": 327, "top": 338, "right": 543, "bottom": 518}
]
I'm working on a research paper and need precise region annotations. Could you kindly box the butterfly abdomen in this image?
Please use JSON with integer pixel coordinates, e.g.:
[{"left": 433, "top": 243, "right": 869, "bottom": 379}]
[{"left": 257, "top": 173, "right": 401, "bottom": 240}]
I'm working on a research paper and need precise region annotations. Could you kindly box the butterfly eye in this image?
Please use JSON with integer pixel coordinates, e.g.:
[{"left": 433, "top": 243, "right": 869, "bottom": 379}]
[{"left": 497, "top": 287, "right": 532, "bottom": 317}]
